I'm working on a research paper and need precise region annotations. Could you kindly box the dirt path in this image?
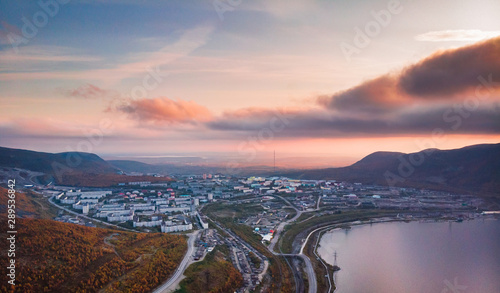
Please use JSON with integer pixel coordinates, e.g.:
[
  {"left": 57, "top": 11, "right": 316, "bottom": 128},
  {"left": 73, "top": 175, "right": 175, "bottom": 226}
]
[{"left": 103, "top": 233, "right": 121, "bottom": 258}]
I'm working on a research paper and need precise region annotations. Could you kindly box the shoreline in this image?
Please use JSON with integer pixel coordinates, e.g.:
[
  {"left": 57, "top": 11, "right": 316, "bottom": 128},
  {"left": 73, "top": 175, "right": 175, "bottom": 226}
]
[{"left": 313, "top": 214, "right": 499, "bottom": 292}]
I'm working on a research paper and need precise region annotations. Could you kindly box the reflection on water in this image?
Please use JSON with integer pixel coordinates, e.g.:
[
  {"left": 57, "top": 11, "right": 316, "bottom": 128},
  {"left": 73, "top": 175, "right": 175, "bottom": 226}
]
[{"left": 318, "top": 219, "right": 500, "bottom": 293}]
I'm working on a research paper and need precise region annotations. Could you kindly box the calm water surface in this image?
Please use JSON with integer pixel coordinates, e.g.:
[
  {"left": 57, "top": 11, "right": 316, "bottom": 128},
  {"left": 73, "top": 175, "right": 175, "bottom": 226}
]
[{"left": 318, "top": 218, "right": 500, "bottom": 293}]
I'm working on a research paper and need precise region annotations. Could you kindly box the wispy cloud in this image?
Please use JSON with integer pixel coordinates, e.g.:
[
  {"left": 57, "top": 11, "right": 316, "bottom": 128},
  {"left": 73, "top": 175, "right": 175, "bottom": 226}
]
[
  {"left": 0, "top": 26, "right": 214, "bottom": 82},
  {"left": 61, "top": 83, "right": 121, "bottom": 100},
  {"left": 415, "top": 30, "right": 500, "bottom": 42},
  {"left": 113, "top": 97, "right": 213, "bottom": 125},
  {"left": 0, "top": 117, "right": 105, "bottom": 138},
  {"left": 0, "top": 45, "right": 101, "bottom": 72}
]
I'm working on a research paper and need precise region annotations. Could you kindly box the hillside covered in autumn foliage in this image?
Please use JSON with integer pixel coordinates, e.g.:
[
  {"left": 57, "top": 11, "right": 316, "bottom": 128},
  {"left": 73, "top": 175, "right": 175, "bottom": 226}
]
[
  {"left": 177, "top": 245, "right": 243, "bottom": 293},
  {"left": 0, "top": 187, "right": 38, "bottom": 217},
  {"left": 0, "top": 218, "right": 187, "bottom": 293}
]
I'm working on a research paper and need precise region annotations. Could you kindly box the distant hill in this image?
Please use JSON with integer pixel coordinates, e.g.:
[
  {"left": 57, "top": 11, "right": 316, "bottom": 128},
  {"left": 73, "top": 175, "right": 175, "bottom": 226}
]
[
  {"left": 285, "top": 143, "right": 500, "bottom": 196},
  {"left": 0, "top": 146, "right": 118, "bottom": 175},
  {"left": 0, "top": 147, "right": 171, "bottom": 187},
  {"left": 107, "top": 159, "right": 285, "bottom": 176},
  {"left": 108, "top": 160, "right": 168, "bottom": 174}
]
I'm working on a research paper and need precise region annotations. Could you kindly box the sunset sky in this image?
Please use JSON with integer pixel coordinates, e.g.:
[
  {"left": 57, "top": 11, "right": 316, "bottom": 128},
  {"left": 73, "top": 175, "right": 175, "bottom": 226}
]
[{"left": 1, "top": 0, "right": 499, "bottom": 167}]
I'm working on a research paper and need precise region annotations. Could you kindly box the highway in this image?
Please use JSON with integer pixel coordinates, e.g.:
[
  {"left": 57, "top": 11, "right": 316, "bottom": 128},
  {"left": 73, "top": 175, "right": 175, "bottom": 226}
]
[
  {"left": 312, "top": 230, "right": 333, "bottom": 293},
  {"left": 268, "top": 194, "right": 303, "bottom": 252},
  {"left": 49, "top": 190, "right": 321, "bottom": 293},
  {"left": 202, "top": 195, "right": 320, "bottom": 293},
  {"left": 153, "top": 230, "right": 200, "bottom": 293},
  {"left": 301, "top": 254, "right": 317, "bottom": 293},
  {"left": 268, "top": 195, "right": 317, "bottom": 293},
  {"left": 278, "top": 253, "right": 317, "bottom": 293},
  {"left": 208, "top": 218, "right": 269, "bottom": 292}
]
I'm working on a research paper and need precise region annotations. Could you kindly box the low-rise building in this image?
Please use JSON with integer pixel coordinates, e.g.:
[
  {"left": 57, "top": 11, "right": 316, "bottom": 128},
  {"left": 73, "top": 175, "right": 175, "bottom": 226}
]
[
  {"left": 128, "top": 203, "right": 155, "bottom": 211},
  {"left": 161, "top": 221, "right": 192, "bottom": 233},
  {"left": 133, "top": 216, "right": 163, "bottom": 227},
  {"left": 108, "top": 211, "right": 134, "bottom": 222}
]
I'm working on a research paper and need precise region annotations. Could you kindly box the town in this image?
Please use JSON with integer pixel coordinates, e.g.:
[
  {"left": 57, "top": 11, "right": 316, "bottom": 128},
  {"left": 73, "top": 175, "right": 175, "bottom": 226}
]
[
  {"left": 43, "top": 174, "right": 483, "bottom": 232},
  {"left": 31, "top": 173, "right": 486, "bottom": 292}
]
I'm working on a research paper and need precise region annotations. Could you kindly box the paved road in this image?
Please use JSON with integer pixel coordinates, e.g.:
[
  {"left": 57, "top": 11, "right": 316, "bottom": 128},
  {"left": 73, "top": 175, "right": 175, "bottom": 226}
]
[
  {"left": 268, "top": 195, "right": 302, "bottom": 252},
  {"left": 152, "top": 230, "right": 200, "bottom": 293},
  {"left": 209, "top": 218, "right": 268, "bottom": 292},
  {"left": 301, "top": 254, "right": 317, "bottom": 293},
  {"left": 312, "top": 230, "right": 333, "bottom": 293},
  {"left": 49, "top": 192, "right": 207, "bottom": 292},
  {"left": 268, "top": 195, "right": 317, "bottom": 293},
  {"left": 277, "top": 252, "right": 317, "bottom": 293},
  {"left": 206, "top": 196, "right": 318, "bottom": 293}
]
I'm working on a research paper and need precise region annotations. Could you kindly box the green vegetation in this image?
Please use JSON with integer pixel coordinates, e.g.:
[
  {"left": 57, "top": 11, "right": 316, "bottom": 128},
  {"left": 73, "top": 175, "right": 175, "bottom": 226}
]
[
  {"left": 295, "top": 211, "right": 317, "bottom": 222},
  {"left": 280, "top": 210, "right": 398, "bottom": 253},
  {"left": 277, "top": 210, "right": 399, "bottom": 292},
  {"left": 176, "top": 245, "right": 243, "bottom": 293},
  {"left": 283, "top": 207, "right": 297, "bottom": 219},
  {"left": 248, "top": 251, "right": 262, "bottom": 269},
  {"left": 303, "top": 230, "right": 335, "bottom": 293}
]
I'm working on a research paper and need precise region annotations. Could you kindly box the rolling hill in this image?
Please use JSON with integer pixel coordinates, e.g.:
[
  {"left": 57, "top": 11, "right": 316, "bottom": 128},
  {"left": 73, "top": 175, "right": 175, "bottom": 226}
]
[
  {"left": 0, "top": 147, "right": 171, "bottom": 187},
  {"left": 0, "top": 146, "right": 118, "bottom": 175},
  {"left": 107, "top": 160, "right": 169, "bottom": 174},
  {"left": 285, "top": 143, "right": 500, "bottom": 196},
  {"left": 107, "top": 159, "right": 283, "bottom": 176}
]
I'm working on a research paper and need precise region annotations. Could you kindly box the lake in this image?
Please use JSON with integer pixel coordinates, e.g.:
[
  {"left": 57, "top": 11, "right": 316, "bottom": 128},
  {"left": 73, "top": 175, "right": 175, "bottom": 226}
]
[{"left": 317, "top": 218, "right": 500, "bottom": 293}]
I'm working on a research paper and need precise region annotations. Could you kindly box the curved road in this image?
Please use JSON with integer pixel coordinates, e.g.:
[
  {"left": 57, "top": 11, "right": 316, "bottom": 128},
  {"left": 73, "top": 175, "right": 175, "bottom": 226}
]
[
  {"left": 268, "top": 195, "right": 302, "bottom": 252},
  {"left": 153, "top": 230, "right": 200, "bottom": 293},
  {"left": 268, "top": 195, "right": 317, "bottom": 293},
  {"left": 49, "top": 190, "right": 321, "bottom": 293},
  {"left": 277, "top": 253, "right": 317, "bottom": 293}
]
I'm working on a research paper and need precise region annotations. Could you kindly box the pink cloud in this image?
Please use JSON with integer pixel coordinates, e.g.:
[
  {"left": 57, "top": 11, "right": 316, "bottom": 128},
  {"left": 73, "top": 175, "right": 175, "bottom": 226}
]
[{"left": 115, "top": 97, "right": 213, "bottom": 124}]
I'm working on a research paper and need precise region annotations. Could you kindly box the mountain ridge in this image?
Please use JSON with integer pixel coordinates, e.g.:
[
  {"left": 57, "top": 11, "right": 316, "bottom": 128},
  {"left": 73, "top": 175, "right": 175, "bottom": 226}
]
[
  {"left": 0, "top": 146, "right": 171, "bottom": 187},
  {"left": 2, "top": 143, "right": 499, "bottom": 194},
  {"left": 0, "top": 146, "right": 118, "bottom": 175},
  {"left": 284, "top": 143, "right": 500, "bottom": 196}
]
